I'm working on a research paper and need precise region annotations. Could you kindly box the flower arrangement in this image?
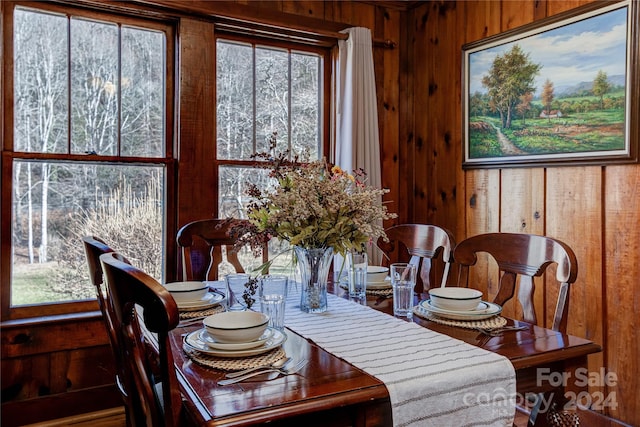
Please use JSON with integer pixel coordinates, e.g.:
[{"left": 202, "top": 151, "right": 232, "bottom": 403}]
[{"left": 229, "top": 137, "right": 396, "bottom": 262}]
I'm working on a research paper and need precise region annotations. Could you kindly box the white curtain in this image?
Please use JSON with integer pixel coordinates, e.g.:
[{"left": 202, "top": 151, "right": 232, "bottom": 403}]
[{"left": 333, "top": 27, "right": 383, "bottom": 266}]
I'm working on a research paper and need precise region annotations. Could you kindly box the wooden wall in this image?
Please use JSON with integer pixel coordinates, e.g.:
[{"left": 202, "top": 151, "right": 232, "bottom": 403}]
[
  {"left": 407, "top": 1, "right": 639, "bottom": 425},
  {"left": 2, "top": 1, "right": 637, "bottom": 425},
  {"left": 0, "top": 1, "right": 404, "bottom": 424},
  {"left": 1, "top": 316, "right": 123, "bottom": 425}
]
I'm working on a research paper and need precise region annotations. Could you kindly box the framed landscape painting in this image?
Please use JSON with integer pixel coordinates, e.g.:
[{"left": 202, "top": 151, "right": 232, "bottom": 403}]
[{"left": 462, "top": 0, "right": 638, "bottom": 168}]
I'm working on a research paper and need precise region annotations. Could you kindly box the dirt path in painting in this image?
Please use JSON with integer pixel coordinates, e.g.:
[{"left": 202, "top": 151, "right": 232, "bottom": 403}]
[{"left": 491, "top": 123, "right": 526, "bottom": 155}]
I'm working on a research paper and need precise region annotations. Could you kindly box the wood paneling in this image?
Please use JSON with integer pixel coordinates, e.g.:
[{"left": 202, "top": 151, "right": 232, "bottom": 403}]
[
  {"left": 1, "top": 1, "right": 401, "bottom": 424},
  {"left": 463, "top": 170, "right": 500, "bottom": 297},
  {"left": 499, "top": 168, "right": 545, "bottom": 321},
  {"left": 3, "top": 0, "right": 637, "bottom": 425},
  {"left": 281, "top": 1, "right": 324, "bottom": 18},
  {"left": 379, "top": 6, "right": 402, "bottom": 230},
  {"left": 604, "top": 166, "right": 640, "bottom": 423},
  {"left": 546, "top": 167, "right": 605, "bottom": 399},
  {"left": 177, "top": 18, "right": 217, "bottom": 225},
  {"left": 409, "top": 1, "right": 639, "bottom": 425},
  {"left": 1, "top": 316, "right": 109, "bottom": 358},
  {"left": 1, "top": 316, "right": 119, "bottom": 425}
]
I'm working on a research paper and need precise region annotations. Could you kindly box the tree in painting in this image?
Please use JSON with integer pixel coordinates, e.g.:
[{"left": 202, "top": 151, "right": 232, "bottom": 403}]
[
  {"left": 481, "top": 44, "right": 541, "bottom": 129},
  {"left": 541, "top": 79, "right": 555, "bottom": 122},
  {"left": 516, "top": 92, "right": 534, "bottom": 125},
  {"left": 593, "top": 70, "right": 611, "bottom": 110}
]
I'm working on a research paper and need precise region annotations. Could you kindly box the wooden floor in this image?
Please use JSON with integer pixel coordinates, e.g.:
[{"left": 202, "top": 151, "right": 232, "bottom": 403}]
[{"left": 21, "top": 408, "right": 126, "bottom": 427}]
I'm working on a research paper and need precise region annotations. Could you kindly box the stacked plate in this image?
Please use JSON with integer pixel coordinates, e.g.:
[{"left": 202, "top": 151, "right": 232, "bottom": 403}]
[
  {"left": 176, "top": 291, "right": 224, "bottom": 312},
  {"left": 338, "top": 265, "right": 392, "bottom": 290},
  {"left": 418, "top": 287, "right": 502, "bottom": 320},
  {"left": 165, "top": 280, "right": 225, "bottom": 312},
  {"left": 338, "top": 276, "right": 391, "bottom": 290},
  {"left": 183, "top": 327, "right": 287, "bottom": 358},
  {"left": 417, "top": 299, "right": 502, "bottom": 320},
  {"left": 367, "top": 276, "right": 392, "bottom": 290},
  {"left": 367, "top": 266, "right": 391, "bottom": 289},
  {"left": 176, "top": 292, "right": 224, "bottom": 311}
]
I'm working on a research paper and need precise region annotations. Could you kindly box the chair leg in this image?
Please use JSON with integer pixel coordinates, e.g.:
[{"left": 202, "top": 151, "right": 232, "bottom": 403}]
[
  {"left": 525, "top": 392, "right": 631, "bottom": 427},
  {"left": 528, "top": 393, "right": 544, "bottom": 426}
]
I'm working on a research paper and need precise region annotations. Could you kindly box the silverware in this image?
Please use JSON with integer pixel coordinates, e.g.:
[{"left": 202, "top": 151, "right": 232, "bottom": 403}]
[
  {"left": 217, "top": 359, "right": 308, "bottom": 386},
  {"left": 476, "top": 325, "right": 528, "bottom": 336},
  {"left": 225, "top": 357, "right": 292, "bottom": 379},
  {"left": 178, "top": 317, "right": 206, "bottom": 327}
]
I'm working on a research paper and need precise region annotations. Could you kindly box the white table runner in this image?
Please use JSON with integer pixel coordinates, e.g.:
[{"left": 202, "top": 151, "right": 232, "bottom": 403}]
[{"left": 284, "top": 290, "right": 516, "bottom": 427}]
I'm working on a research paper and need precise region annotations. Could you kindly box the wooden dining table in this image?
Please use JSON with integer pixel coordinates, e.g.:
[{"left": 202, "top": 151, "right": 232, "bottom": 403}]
[{"left": 169, "top": 283, "right": 601, "bottom": 426}]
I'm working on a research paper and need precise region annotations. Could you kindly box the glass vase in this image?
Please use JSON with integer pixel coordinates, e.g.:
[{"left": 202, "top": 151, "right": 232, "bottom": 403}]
[
  {"left": 294, "top": 246, "right": 333, "bottom": 313},
  {"left": 224, "top": 273, "right": 252, "bottom": 311}
]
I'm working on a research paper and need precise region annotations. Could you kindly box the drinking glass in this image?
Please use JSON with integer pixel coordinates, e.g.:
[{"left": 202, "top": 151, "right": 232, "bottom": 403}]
[
  {"left": 225, "top": 273, "right": 251, "bottom": 311},
  {"left": 259, "top": 275, "right": 288, "bottom": 330},
  {"left": 390, "top": 263, "right": 416, "bottom": 318},
  {"left": 347, "top": 250, "right": 368, "bottom": 298}
]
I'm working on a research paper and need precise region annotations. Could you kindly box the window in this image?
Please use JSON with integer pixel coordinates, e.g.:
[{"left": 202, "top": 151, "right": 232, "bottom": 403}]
[
  {"left": 3, "top": 4, "right": 174, "bottom": 317},
  {"left": 215, "top": 35, "right": 330, "bottom": 273},
  {"left": 216, "top": 36, "right": 328, "bottom": 219}
]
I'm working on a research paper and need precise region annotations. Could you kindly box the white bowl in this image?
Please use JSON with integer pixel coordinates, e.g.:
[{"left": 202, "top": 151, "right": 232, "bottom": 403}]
[
  {"left": 367, "top": 266, "right": 389, "bottom": 283},
  {"left": 164, "top": 281, "right": 208, "bottom": 303},
  {"left": 203, "top": 311, "right": 269, "bottom": 343},
  {"left": 428, "top": 287, "right": 483, "bottom": 311}
]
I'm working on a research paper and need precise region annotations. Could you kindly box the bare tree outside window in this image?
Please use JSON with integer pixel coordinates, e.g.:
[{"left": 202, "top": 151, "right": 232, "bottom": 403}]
[
  {"left": 216, "top": 39, "right": 321, "bottom": 217},
  {"left": 8, "top": 9, "right": 328, "bottom": 306},
  {"left": 11, "top": 7, "right": 168, "bottom": 305},
  {"left": 216, "top": 38, "right": 323, "bottom": 275}
]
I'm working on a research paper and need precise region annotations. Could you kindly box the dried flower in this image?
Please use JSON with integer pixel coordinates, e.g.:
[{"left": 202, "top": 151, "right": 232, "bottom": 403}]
[
  {"left": 228, "top": 138, "right": 396, "bottom": 261},
  {"left": 242, "top": 276, "right": 259, "bottom": 309}
]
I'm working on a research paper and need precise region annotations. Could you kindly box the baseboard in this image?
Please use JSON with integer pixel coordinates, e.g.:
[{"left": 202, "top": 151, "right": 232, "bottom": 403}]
[
  {"left": 1, "top": 384, "right": 123, "bottom": 426},
  {"left": 20, "top": 407, "right": 126, "bottom": 427}
]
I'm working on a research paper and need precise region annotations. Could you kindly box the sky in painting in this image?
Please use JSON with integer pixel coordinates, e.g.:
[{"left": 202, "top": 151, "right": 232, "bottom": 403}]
[{"left": 468, "top": 5, "right": 628, "bottom": 97}]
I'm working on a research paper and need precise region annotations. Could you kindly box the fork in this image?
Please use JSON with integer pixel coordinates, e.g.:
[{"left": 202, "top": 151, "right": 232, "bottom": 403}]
[
  {"left": 225, "top": 357, "right": 292, "bottom": 379},
  {"left": 217, "top": 359, "right": 308, "bottom": 386},
  {"left": 476, "top": 325, "right": 528, "bottom": 336}
]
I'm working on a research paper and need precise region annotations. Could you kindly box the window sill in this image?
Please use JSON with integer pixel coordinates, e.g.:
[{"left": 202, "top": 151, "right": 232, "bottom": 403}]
[{"left": 1, "top": 310, "right": 103, "bottom": 330}]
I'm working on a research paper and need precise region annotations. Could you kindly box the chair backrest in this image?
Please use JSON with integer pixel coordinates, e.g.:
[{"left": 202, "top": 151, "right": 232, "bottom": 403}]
[
  {"left": 177, "top": 218, "right": 265, "bottom": 281},
  {"left": 82, "top": 236, "right": 132, "bottom": 418},
  {"left": 453, "top": 232, "right": 578, "bottom": 332},
  {"left": 100, "top": 252, "right": 182, "bottom": 427},
  {"left": 376, "top": 224, "right": 456, "bottom": 293}
]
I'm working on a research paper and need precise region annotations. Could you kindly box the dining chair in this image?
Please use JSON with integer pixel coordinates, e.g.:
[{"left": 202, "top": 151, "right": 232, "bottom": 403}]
[
  {"left": 543, "top": 405, "right": 632, "bottom": 427},
  {"left": 453, "top": 233, "right": 578, "bottom": 427},
  {"left": 513, "top": 399, "right": 632, "bottom": 427},
  {"left": 376, "top": 224, "right": 456, "bottom": 293},
  {"left": 82, "top": 236, "right": 134, "bottom": 426},
  {"left": 100, "top": 251, "right": 183, "bottom": 427},
  {"left": 177, "top": 218, "right": 267, "bottom": 281},
  {"left": 453, "top": 232, "right": 578, "bottom": 332}
]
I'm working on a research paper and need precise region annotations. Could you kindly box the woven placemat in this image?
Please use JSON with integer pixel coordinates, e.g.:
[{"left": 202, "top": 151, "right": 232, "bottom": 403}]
[
  {"left": 179, "top": 304, "right": 224, "bottom": 320},
  {"left": 412, "top": 306, "right": 508, "bottom": 329},
  {"left": 338, "top": 283, "right": 393, "bottom": 297},
  {"left": 183, "top": 346, "right": 287, "bottom": 371}
]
